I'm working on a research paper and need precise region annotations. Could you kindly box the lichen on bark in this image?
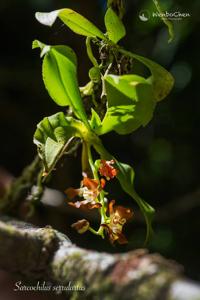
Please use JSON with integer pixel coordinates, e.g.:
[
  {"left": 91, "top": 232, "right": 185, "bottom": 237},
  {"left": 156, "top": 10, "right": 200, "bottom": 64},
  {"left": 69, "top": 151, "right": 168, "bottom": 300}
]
[{"left": 1, "top": 216, "right": 199, "bottom": 300}]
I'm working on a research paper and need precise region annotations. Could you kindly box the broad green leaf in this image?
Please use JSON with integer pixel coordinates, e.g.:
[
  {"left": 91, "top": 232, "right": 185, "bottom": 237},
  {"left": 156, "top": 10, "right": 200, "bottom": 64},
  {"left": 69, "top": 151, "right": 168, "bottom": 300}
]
[
  {"left": 33, "top": 40, "right": 89, "bottom": 126},
  {"left": 104, "top": 8, "right": 126, "bottom": 43},
  {"left": 34, "top": 112, "right": 84, "bottom": 173},
  {"left": 35, "top": 9, "right": 105, "bottom": 40},
  {"left": 42, "top": 47, "right": 72, "bottom": 107},
  {"left": 100, "top": 105, "right": 139, "bottom": 135},
  {"left": 119, "top": 48, "right": 174, "bottom": 102},
  {"left": 93, "top": 140, "right": 155, "bottom": 244},
  {"left": 96, "top": 74, "right": 155, "bottom": 135}
]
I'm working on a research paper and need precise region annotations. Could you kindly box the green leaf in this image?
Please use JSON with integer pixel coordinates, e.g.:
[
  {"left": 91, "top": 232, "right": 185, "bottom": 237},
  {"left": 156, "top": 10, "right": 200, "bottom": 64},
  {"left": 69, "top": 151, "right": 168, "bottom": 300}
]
[
  {"left": 32, "top": 40, "right": 50, "bottom": 57},
  {"left": 35, "top": 9, "right": 105, "bottom": 40},
  {"left": 33, "top": 40, "right": 89, "bottom": 126},
  {"left": 34, "top": 112, "right": 84, "bottom": 173},
  {"left": 90, "top": 108, "right": 102, "bottom": 131},
  {"left": 107, "top": 0, "right": 125, "bottom": 19},
  {"left": 100, "top": 105, "right": 138, "bottom": 135},
  {"left": 119, "top": 49, "right": 174, "bottom": 102},
  {"left": 93, "top": 140, "right": 155, "bottom": 244},
  {"left": 96, "top": 74, "right": 156, "bottom": 135},
  {"left": 153, "top": 0, "right": 174, "bottom": 43},
  {"left": 42, "top": 47, "right": 72, "bottom": 107},
  {"left": 116, "top": 161, "right": 155, "bottom": 244},
  {"left": 104, "top": 8, "right": 126, "bottom": 43},
  {"left": 45, "top": 138, "right": 64, "bottom": 170}
]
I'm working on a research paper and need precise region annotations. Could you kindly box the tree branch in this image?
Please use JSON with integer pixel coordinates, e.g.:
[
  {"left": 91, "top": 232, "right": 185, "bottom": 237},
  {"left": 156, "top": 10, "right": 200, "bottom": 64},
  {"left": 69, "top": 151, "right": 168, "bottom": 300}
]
[
  {"left": 0, "top": 216, "right": 200, "bottom": 299},
  {"left": 0, "top": 156, "right": 41, "bottom": 215}
]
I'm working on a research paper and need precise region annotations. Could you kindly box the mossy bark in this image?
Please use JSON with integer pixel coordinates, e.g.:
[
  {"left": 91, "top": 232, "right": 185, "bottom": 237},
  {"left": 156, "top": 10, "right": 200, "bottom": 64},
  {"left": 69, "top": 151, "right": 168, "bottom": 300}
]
[{"left": 0, "top": 216, "right": 200, "bottom": 300}]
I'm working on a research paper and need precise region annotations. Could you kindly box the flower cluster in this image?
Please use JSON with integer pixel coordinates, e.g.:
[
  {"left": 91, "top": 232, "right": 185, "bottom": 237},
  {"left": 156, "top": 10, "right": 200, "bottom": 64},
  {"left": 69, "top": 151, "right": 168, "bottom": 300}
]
[
  {"left": 65, "top": 159, "right": 133, "bottom": 244},
  {"left": 65, "top": 176, "right": 104, "bottom": 210},
  {"left": 101, "top": 200, "right": 133, "bottom": 244},
  {"left": 99, "top": 159, "right": 118, "bottom": 180}
]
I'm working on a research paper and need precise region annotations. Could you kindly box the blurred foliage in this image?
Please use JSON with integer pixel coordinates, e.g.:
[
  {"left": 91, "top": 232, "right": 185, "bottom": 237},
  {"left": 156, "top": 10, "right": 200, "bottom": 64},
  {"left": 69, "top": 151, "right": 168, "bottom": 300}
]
[{"left": 0, "top": 0, "right": 200, "bottom": 280}]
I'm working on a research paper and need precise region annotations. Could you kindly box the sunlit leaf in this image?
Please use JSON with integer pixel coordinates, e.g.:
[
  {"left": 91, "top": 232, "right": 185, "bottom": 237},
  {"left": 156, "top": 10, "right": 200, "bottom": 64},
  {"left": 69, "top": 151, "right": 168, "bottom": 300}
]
[
  {"left": 32, "top": 40, "right": 50, "bottom": 57},
  {"left": 119, "top": 49, "right": 174, "bottom": 102},
  {"left": 33, "top": 40, "right": 89, "bottom": 126},
  {"left": 104, "top": 8, "right": 126, "bottom": 43},
  {"left": 96, "top": 74, "right": 155, "bottom": 135},
  {"left": 35, "top": 9, "right": 105, "bottom": 39},
  {"left": 45, "top": 138, "right": 64, "bottom": 170},
  {"left": 34, "top": 112, "right": 84, "bottom": 173}
]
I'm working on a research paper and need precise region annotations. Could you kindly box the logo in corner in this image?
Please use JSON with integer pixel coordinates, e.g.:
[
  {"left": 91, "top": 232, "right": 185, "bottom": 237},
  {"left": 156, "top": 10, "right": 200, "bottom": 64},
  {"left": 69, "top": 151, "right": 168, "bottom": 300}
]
[{"left": 139, "top": 10, "right": 150, "bottom": 22}]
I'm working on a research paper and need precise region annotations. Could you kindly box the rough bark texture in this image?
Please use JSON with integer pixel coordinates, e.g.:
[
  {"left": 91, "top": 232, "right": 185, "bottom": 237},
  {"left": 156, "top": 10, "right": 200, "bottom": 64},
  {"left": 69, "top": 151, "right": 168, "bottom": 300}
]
[{"left": 0, "top": 216, "right": 200, "bottom": 300}]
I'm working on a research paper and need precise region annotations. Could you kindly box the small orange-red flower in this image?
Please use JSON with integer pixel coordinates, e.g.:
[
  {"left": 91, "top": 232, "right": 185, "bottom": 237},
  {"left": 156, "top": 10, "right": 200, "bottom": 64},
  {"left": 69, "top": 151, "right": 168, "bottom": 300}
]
[
  {"left": 101, "top": 200, "right": 133, "bottom": 244},
  {"left": 65, "top": 176, "right": 104, "bottom": 210},
  {"left": 99, "top": 160, "right": 118, "bottom": 180}
]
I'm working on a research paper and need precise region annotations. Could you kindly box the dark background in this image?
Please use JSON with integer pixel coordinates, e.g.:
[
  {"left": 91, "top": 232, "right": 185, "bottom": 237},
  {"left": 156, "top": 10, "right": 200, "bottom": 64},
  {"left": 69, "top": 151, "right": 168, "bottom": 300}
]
[{"left": 0, "top": 0, "right": 200, "bottom": 287}]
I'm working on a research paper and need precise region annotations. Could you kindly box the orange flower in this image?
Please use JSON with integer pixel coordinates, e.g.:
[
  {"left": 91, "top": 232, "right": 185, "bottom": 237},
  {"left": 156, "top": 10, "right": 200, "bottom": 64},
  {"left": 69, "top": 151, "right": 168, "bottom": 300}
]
[
  {"left": 99, "top": 160, "right": 118, "bottom": 180},
  {"left": 65, "top": 176, "right": 104, "bottom": 210},
  {"left": 65, "top": 187, "right": 80, "bottom": 199},
  {"left": 101, "top": 200, "right": 133, "bottom": 244},
  {"left": 68, "top": 199, "right": 101, "bottom": 210}
]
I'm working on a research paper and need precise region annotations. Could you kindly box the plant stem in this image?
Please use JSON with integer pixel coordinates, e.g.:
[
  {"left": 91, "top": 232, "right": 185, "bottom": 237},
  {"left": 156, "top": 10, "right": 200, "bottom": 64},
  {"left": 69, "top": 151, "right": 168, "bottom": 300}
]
[
  {"left": 88, "top": 227, "right": 100, "bottom": 235},
  {"left": 92, "top": 137, "right": 154, "bottom": 245},
  {"left": 101, "top": 59, "right": 113, "bottom": 98},
  {"left": 86, "top": 37, "right": 99, "bottom": 67},
  {"left": 81, "top": 141, "right": 91, "bottom": 176},
  {"left": 87, "top": 144, "right": 98, "bottom": 180},
  {"left": 86, "top": 144, "right": 108, "bottom": 237}
]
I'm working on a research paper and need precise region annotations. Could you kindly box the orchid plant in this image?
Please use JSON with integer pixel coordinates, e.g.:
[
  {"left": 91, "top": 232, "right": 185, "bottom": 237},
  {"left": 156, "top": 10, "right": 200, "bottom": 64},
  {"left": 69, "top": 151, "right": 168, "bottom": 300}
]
[{"left": 33, "top": 1, "right": 174, "bottom": 244}]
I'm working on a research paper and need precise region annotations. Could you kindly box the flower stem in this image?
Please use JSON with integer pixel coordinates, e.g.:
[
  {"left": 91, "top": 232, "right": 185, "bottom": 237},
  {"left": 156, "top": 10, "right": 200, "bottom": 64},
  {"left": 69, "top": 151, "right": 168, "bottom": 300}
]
[
  {"left": 87, "top": 144, "right": 98, "bottom": 180},
  {"left": 87, "top": 144, "right": 108, "bottom": 237},
  {"left": 88, "top": 227, "right": 100, "bottom": 236}
]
